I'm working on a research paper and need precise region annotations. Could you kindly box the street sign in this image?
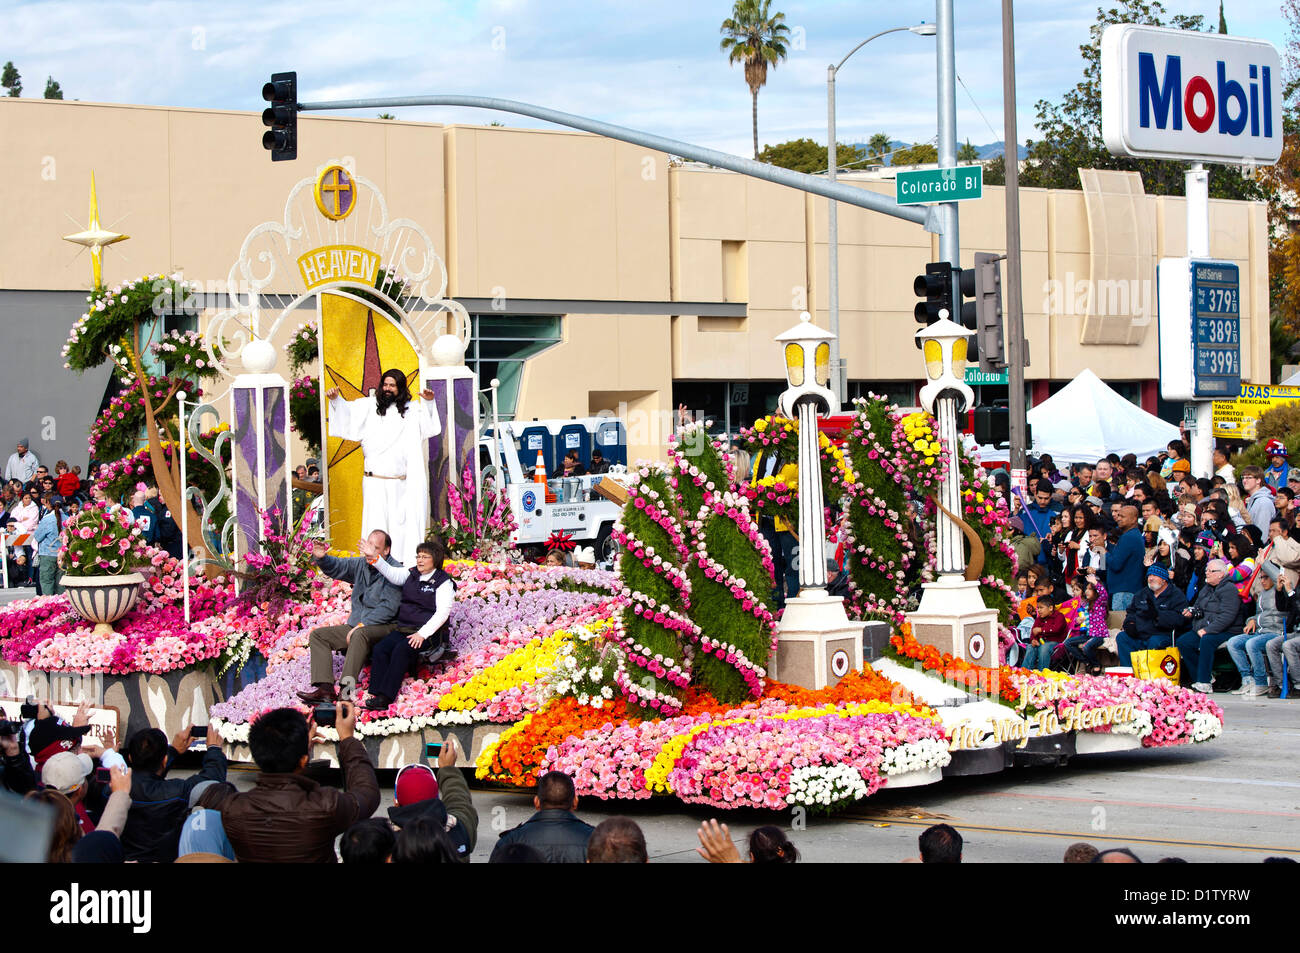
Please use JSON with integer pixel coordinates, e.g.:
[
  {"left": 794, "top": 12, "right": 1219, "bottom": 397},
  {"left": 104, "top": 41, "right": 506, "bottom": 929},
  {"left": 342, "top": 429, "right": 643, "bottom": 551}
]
[
  {"left": 964, "top": 367, "right": 1008, "bottom": 385},
  {"left": 895, "top": 166, "right": 983, "bottom": 206},
  {"left": 1157, "top": 257, "right": 1242, "bottom": 401}
]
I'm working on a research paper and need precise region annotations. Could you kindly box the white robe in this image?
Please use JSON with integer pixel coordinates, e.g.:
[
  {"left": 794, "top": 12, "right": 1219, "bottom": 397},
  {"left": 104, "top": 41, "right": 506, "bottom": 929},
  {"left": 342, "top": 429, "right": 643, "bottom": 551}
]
[{"left": 328, "top": 393, "right": 441, "bottom": 567}]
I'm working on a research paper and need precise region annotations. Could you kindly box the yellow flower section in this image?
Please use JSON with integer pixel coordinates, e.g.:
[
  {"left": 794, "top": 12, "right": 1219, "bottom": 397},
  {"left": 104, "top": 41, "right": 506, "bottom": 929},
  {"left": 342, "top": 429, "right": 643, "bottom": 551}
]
[
  {"left": 902, "top": 411, "right": 943, "bottom": 465},
  {"left": 439, "top": 631, "right": 567, "bottom": 712},
  {"left": 646, "top": 699, "right": 937, "bottom": 794}
]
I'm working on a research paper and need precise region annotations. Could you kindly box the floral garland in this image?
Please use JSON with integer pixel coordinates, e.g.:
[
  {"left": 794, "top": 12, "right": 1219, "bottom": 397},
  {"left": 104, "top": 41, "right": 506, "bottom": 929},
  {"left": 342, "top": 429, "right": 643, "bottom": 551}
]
[
  {"left": 610, "top": 465, "right": 693, "bottom": 714},
  {"left": 734, "top": 414, "right": 856, "bottom": 533},
  {"left": 842, "top": 395, "right": 920, "bottom": 624},
  {"left": 669, "top": 424, "right": 775, "bottom": 702}
]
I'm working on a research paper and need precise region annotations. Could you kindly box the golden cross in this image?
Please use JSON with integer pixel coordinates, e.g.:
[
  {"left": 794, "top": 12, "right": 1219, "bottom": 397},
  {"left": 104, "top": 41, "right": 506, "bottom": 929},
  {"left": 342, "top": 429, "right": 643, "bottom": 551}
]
[{"left": 320, "top": 168, "right": 351, "bottom": 216}]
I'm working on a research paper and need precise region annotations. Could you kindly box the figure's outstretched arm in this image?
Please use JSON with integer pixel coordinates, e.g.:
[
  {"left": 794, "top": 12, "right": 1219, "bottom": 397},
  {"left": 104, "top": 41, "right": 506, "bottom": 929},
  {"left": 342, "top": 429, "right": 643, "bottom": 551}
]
[{"left": 327, "top": 393, "right": 365, "bottom": 442}]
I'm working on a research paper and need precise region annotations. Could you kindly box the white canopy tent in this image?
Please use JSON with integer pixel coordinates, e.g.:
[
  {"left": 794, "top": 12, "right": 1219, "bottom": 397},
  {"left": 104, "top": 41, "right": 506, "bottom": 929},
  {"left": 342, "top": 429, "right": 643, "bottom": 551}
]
[{"left": 1021, "top": 368, "right": 1181, "bottom": 464}]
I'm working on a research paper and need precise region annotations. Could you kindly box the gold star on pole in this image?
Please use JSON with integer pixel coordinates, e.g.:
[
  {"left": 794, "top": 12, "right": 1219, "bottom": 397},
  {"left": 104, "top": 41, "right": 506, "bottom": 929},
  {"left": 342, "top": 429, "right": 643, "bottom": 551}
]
[{"left": 63, "top": 172, "right": 128, "bottom": 290}]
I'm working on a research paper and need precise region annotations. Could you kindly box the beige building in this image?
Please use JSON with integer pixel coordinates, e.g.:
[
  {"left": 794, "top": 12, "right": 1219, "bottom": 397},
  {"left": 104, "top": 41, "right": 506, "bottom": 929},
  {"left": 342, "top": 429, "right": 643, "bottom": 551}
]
[{"left": 0, "top": 98, "right": 1270, "bottom": 466}]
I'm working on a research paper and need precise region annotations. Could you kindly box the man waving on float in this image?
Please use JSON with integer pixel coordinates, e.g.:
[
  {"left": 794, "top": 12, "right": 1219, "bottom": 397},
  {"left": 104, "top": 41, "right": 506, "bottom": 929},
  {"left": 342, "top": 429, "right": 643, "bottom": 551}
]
[{"left": 326, "top": 369, "right": 441, "bottom": 567}]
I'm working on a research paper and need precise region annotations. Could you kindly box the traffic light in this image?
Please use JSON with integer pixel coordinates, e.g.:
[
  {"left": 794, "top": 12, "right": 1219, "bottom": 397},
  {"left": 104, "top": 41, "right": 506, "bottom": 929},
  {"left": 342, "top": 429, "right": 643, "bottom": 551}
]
[
  {"left": 972, "top": 251, "right": 1005, "bottom": 372},
  {"left": 913, "top": 261, "right": 954, "bottom": 349},
  {"left": 262, "top": 72, "right": 298, "bottom": 161},
  {"left": 973, "top": 404, "right": 1031, "bottom": 447}
]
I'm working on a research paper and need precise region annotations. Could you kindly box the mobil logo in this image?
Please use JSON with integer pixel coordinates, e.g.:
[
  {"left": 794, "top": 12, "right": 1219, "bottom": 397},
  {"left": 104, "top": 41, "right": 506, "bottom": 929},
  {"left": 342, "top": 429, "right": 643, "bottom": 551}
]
[
  {"left": 1102, "top": 24, "right": 1282, "bottom": 164},
  {"left": 1138, "top": 51, "right": 1271, "bottom": 137}
]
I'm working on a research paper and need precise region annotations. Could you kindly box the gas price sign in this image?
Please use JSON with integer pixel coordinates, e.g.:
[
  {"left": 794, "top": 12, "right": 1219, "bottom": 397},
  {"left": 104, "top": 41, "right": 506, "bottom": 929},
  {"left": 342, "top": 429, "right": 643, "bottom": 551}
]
[{"left": 1191, "top": 262, "right": 1240, "bottom": 398}]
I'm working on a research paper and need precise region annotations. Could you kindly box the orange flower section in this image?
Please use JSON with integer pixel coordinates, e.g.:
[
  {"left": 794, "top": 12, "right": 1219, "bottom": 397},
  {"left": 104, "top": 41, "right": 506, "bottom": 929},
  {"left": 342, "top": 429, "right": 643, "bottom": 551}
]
[
  {"left": 479, "top": 697, "right": 638, "bottom": 786},
  {"left": 891, "top": 623, "right": 1020, "bottom": 704}
]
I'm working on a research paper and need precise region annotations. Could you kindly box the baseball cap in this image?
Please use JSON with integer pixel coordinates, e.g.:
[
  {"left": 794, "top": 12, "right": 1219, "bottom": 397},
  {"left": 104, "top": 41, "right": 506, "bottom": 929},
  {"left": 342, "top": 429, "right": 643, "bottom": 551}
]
[
  {"left": 394, "top": 763, "right": 439, "bottom": 805},
  {"left": 41, "top": 751, "right": 94, "bottom": 795},
  {"left": 28, "top": 717, "right": 92, "bottom": 770}
]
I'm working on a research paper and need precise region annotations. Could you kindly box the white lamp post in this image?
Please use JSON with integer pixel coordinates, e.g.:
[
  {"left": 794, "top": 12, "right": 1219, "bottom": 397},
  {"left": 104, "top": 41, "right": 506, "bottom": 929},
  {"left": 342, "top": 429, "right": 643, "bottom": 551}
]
[
  {"left": 915, "top": 314, "right": 974, "bottom": 577},
  {"left": 770, "top": 312, "right": 862, "bottom": 690},
  {"left": 776, "top": 312, "right": 837, "bottom": 591},
  {"left": 907, "top": 313, "right": 1000, "bottom": 667}
]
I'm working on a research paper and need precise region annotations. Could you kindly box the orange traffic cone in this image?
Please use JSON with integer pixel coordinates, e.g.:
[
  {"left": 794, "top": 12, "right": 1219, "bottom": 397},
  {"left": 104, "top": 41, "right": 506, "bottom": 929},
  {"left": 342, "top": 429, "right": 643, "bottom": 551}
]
[{"left": 534, "top": 450, "right": 557, "bottom": 503}]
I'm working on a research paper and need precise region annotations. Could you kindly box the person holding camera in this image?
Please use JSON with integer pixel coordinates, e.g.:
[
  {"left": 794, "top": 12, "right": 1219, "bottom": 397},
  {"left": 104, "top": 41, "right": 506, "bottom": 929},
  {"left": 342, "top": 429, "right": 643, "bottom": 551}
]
[
  {"left": 118, "top": 724, "right": 228, "bottom": 863},
  {"left": 0, "top": 716, "right": 36, "bottom": 794},
  {"left": 208, "top": 701, "right": 380, "bottom": 863}
]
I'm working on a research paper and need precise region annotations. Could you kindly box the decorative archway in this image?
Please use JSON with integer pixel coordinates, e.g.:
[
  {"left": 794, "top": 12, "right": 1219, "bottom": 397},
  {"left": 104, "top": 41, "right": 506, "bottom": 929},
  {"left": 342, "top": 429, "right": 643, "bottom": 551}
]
[{"left": 203, "top": 161, "right": 478, "bottom": 558}]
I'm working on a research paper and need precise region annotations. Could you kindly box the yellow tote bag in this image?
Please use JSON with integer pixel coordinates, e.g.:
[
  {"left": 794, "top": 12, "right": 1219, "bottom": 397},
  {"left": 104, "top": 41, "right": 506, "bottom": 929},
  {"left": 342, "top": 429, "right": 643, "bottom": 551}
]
[{"left": 1132, "top": 644, "right": 1181, "bottom": 682}]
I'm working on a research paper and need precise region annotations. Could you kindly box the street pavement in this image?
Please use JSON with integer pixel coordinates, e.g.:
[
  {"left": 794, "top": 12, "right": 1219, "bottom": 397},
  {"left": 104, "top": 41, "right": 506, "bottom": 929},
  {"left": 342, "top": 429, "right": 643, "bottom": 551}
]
[{"left": 202, "top": 690, "right": 1297, "bottom": 863}]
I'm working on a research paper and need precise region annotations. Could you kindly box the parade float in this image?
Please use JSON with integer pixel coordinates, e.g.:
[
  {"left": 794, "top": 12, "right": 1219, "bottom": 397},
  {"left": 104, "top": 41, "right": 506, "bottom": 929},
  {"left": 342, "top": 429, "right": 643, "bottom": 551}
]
[{"left": 0, "top": 163, "right": 1222, "bottom": 814}]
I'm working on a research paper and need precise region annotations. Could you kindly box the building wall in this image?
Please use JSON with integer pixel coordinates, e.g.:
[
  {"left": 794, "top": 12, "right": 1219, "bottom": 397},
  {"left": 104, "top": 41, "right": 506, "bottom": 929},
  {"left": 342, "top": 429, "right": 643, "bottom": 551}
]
[{"left": 0, "top": 98, "right": 1272, "bottom": 464}]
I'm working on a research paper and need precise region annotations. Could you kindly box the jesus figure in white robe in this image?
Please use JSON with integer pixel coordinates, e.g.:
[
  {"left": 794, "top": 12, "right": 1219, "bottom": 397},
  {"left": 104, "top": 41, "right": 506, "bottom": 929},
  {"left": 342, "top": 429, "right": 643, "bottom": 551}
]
[{"left": 326, "top": 368, "right": 442, "bottom": 567}]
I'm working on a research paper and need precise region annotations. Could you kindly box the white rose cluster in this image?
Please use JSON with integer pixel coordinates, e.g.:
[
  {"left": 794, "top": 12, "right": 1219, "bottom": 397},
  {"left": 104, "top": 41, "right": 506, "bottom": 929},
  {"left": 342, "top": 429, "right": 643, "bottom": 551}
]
[
  {"left": 785, "top": 764, "right": 869, "bottom": 808},
  {"left": 879, "top": 739, "right": 951, "bottom": 776},
  {"left": 1110, "top": 710, "right": 1154, "bottom": 737},
  {"left": 1187, "top": 711, "right": 1222, "bottom": 743}
]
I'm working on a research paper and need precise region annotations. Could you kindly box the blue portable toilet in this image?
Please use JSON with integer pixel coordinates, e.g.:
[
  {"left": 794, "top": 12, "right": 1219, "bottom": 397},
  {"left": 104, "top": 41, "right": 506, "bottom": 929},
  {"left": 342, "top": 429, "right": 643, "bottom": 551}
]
[
  {"left": 555, "top": 420, "right": 593, "bottom": 469},
  {"left": 517, "top": 422, "right": 554, "bottom": 476},
  {"left": 594, "top": 418, "right": 627, "bottom": 466}
]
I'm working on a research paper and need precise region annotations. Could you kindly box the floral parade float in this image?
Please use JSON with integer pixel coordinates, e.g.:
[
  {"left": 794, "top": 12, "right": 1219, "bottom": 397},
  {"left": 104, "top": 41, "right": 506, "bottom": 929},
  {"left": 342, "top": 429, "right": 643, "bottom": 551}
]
[
  {"left": 7, "top": 198, "right": 1221, "bottom": 809},
  {"left": 0, "top": 384, "right": 1224, "bottom": 809}
]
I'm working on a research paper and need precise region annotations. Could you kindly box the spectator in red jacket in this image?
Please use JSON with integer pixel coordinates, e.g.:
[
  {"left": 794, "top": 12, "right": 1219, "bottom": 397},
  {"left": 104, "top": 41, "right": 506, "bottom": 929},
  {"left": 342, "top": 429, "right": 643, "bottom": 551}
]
[
  {"left": 1024, "top": 596, "right": 1069, "bottom": 670},
  {"left": 53, "top": 461, "right": 80, "bottom": 500}
]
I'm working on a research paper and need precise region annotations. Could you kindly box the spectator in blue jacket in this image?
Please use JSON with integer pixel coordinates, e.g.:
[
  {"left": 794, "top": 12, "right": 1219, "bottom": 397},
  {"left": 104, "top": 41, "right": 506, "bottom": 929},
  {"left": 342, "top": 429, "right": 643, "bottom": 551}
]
[
  {"left": 1107, "top": 503, "right": 1145, "bottom": 612},
  {"left": 33, "top": 494, "right": 67, "bottom": 595},
  {"left": 1019, "top": 479, "right": 1061, "bottom": 565}
]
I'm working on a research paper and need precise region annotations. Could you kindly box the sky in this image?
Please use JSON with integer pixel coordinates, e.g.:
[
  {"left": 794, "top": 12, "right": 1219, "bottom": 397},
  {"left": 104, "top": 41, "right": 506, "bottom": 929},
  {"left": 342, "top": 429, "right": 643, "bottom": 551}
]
[{"left": 2, "top": 0, "right": 1291, "bottom": 158}]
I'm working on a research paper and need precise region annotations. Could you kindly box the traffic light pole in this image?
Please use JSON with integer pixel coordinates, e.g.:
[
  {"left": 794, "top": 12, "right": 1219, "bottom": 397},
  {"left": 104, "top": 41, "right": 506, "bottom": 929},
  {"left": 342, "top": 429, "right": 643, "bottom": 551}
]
[
  {"left": 935, "top": 0, "right": 960, "bottom": 298},
  {"left": 295, "top": 94, "right": 939, "bottom": 231},
  {"left": 1002, "top": 0, "right": 1028, "bottom": 486}
]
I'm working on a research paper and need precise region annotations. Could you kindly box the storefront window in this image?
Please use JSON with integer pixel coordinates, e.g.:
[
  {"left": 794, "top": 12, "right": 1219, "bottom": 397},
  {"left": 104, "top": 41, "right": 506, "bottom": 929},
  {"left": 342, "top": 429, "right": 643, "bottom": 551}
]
[{"left": 468, "top": 314, "right": 562, "bottom": 419}]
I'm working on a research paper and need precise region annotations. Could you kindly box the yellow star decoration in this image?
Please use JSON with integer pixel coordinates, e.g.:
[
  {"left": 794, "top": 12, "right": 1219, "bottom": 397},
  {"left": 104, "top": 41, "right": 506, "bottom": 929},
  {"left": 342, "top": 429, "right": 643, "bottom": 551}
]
[{"left": 63, "top": 172, "right": 129, "bottom": 289}]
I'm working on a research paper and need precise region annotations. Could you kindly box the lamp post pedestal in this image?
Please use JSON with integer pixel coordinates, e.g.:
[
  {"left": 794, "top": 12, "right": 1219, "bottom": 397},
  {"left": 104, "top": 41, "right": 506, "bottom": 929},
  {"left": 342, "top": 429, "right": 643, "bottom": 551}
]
[
  {"left": 909, "top": 575, "right": 1000, "bottom": 667},
  {"left": 771, "top": 588, "right": 864, "bottom": 690}
]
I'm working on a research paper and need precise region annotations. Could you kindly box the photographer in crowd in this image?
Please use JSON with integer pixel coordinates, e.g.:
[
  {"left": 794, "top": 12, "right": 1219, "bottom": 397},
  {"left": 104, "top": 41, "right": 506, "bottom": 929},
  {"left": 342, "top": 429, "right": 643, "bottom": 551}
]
[{"left": 119, "top": 724, "right": 229, "bottom": 862}]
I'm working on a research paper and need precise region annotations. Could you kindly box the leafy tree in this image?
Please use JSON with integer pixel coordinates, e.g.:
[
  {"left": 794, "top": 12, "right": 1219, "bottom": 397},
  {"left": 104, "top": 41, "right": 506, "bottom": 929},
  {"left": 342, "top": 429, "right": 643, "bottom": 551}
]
[
  {"left": 1019, "top": 1, "right": 1260, "bottom": 201},
  {"left": 982, "top": 154, "right": 1007, "bottom": 185},
  {"left": 868, "top": 132, "right": 892, "bottom": 163},
  {"left": 756, "top": 137, "right": 866, "bottom": 174},
  {"left": 1218, "top": 0, "right": 1228, "bottom": 33},
  {"left": 1, "top": 61, "right": 20, "bottom": 97},
  {"left": 957, "top": 140, "right": 981, "bottom": 162},
  {"left": 892, "top": 142, "right": 938, "bottom": 166},
  {"left": 1260, "top": 0, "right": 1300, "bottom": 334},
  {"left": 377, "top": 112, "right": 395, "bottom": 120},
  {"left": 1271, "top": 313, "right": 1299, "bottom": 382},
  {"left": 43, "top": 76, "right": 62, "bottom": 99},
  {"left": 719, "top": 0, "right": 790, "bottom": 160}
]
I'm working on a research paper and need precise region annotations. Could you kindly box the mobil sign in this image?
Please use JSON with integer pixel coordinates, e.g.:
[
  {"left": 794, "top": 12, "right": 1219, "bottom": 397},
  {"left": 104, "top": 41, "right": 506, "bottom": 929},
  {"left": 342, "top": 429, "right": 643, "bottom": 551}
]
[{"left": 1102, "top": 24, "right": 1282, "bottom": 164}]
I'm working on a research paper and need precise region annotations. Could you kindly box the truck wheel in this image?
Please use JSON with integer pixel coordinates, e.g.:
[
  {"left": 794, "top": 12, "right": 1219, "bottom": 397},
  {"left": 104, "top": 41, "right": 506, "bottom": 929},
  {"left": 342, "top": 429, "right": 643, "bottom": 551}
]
[{"left": 595, "top": 523, "right": 618, "bottom": 565}]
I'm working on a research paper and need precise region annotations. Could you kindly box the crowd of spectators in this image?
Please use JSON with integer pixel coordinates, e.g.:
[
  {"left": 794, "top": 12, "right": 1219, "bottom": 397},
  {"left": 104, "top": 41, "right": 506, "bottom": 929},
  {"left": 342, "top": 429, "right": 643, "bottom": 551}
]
[{"left": 999, "top": 441, "right": 1300, "bottom": 697}]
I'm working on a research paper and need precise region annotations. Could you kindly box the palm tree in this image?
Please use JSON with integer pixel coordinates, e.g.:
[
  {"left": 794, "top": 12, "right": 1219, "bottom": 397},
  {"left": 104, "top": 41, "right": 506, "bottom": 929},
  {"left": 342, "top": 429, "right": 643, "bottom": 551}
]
[
  {"left": 868, "top": 132, "right": 892, "bottom": 163},
  {"left": 720, "top": 0, "right": 791, "bottom": 160},
  {"left": 957, "top": 139, "right": 981, "bottom": 162}
]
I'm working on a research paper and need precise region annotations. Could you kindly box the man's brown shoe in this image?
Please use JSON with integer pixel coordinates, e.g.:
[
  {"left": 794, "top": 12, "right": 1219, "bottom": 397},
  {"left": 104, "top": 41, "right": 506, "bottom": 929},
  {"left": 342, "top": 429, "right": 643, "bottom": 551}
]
[
  {"left": 1268, "top": 685, "right": 1283, "bottom": 699},
  {"left": 296, "top": 684, "right": 337, "bottom": 705}
]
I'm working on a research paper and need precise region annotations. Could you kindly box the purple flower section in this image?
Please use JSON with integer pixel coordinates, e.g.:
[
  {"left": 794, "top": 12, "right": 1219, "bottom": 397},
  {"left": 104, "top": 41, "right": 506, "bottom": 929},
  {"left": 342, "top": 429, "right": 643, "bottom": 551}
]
[{"left": 450, "top": 588, "right": 611, "bottom": 656}]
